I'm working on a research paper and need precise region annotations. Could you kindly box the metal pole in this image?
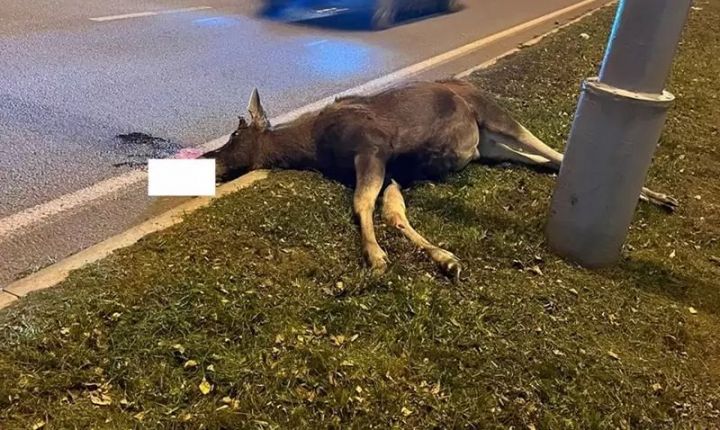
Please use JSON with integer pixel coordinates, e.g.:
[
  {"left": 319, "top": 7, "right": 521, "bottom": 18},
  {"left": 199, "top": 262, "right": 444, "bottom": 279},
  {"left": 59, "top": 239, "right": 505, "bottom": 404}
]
[{"left": 546, "top": 0, "right": 693, "bottom": 268}]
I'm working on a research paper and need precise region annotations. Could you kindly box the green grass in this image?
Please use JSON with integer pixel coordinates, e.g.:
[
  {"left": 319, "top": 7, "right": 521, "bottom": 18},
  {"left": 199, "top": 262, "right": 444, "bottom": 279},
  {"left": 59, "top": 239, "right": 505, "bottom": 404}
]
[{"left": 2, "top": 2, "right": 720, "bottom": 428}]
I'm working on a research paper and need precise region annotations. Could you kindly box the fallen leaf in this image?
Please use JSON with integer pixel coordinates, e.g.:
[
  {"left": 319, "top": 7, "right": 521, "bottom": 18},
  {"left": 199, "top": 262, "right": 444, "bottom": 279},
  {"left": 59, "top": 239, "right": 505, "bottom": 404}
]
[
  {"left": 199, "top": 378, "right": 213, "bottom": 395},
  {"left": 670, "top": 250, "right": 676, "bottom": 258},
  {"left": 330, "top": 335, "right": 346, "bottom": 346},
  {"left": 172, "top": 344, "right": 185, "bottom": 355},
  {"left": 651, "top": 383, "right": 663, "bottom": 392},
  {"left": 401, "top": 406, "right": 413, "bottom": 417},
  {"left": 31, "top": 420, "right": 46, "bottom": 430},
  {"left": 607, "top": 351, "right": 620, "bottom": 361},
  {"left": 90, "top": 392, "right": 112, "bottom": 406},
  {"left": 569, "top": 288, "right": 579, "bottom": 296},
  {"left": 528, "top": 265, "right": 544, "bottom": 276},
  {"left": 221, "top": 396, "right": 233, "bottom": 404},
  {"left": 350, "top": 334, "right": 359, "bottom": 342},
  {"left": 688, "top": 307, "right": 698, "bottom": 315},
  {"left": 60, "top": 327, "right": 70, "bottom": 335},
  {"left": 184, "top": 360, "right": 198, "bottom": 369},
  {"left": 580, "top": 32, "right": 590, "bottom": 39},
  {"left": 206, "top": 364, "right": 215, "bottom": 372},
  {"left": 133, "top": 411, "right": 147, "bottom": 421}
]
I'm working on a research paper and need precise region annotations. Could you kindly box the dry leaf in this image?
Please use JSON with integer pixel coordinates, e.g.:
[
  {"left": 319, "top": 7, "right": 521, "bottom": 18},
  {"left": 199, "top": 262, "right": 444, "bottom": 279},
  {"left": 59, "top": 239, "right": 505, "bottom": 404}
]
[
  {"left": 350, "top": 334, "right": 359, "bottom": 342},
  {"left": 31, "top": 420, "right": 46, "bottom": 430},
  {"left": 206, "top": 364, "right": 215, "bottom": 372},
  {"left": 90, "top": 392, "right": 112, "bottom": 406},
  {"left": 172, "top": 344, "right": 185, "bottom": 354},
  {"left": 60, "top": 327, "right": 70, "bottom": 335},
  {"left": 528, "top": 265, "right": 544, "bottom": 276},
  {"left": 184, "top": 360, "right": 198, "bottom": 369},
  {"left": 688, "top": 307, "right": 698, "bottom": 314},
  {"left": 670, "top": 250, "right": 676, "bottom": 258},
  {"left": 651, "top": 383, "right": 663, "bottom": 392},
  {"left": 569, "top": 288, "right": 579, "bottom": 296},
  {"left": 607, "top": 351, "right": 620, "bottom": 361},
  {"left": 199, "top": 378, "right": 213, "bottom": 395},
  {"left": 133, "top": 411, "right": 147, "bottom": 421},
  {"left": 580, "top": 32, "right": 590, "bottom": 39},
  {"left": 330, "top": 335, "right": 346, "bottom": 346},
  {"left": 401, "top": 406, "right": 413, "bottom": 417}
]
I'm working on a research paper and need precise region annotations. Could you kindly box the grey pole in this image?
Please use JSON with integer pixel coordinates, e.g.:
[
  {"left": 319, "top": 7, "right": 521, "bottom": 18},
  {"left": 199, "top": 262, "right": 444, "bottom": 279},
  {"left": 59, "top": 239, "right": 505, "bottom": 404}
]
[{"left": 546, "top": 0, "right": 693, "bottom": 268}]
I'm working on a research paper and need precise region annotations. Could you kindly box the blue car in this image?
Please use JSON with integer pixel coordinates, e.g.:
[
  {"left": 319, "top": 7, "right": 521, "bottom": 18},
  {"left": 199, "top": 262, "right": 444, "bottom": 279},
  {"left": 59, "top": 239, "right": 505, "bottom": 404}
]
[{"left": 262, "top": 0, "right": 461, "bottom": 29}]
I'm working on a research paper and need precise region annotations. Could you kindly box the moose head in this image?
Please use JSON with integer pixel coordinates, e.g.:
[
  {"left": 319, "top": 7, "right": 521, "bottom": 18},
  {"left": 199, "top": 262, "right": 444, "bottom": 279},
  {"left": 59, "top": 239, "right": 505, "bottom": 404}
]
[{"left": 203, "top": 89, "right": 271, "bottom": 182}]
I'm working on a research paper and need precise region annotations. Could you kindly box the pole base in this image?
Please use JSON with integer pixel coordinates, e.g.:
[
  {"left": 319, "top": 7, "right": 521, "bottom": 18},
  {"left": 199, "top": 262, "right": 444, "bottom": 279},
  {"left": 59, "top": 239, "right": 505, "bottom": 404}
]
[{"left": 546, "top": 78, "right": 674, "bottom": 268}]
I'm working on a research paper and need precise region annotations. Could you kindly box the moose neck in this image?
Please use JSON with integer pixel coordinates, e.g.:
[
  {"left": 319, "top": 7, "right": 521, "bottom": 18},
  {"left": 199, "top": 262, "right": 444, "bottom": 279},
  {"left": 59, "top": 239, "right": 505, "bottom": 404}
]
[{"left": 257, "top": 115, "right": 318, "bottom": 171}]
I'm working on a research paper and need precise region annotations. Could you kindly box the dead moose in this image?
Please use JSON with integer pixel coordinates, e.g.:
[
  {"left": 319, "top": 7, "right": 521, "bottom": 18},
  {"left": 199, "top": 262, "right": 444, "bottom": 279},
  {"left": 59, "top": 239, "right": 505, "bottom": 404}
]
[{"left": 202, "top": 79, "right": 677, "bottom": 280}]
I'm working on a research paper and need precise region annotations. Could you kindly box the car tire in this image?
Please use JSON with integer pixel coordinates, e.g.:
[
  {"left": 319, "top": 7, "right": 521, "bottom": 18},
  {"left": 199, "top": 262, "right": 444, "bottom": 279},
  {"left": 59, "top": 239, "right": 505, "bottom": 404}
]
[
  {"left": 371, "top": 0, "right": 397, "bottom": 30},
  {"left": 440, "top": 0, "right": 462, "bottom": 12}
]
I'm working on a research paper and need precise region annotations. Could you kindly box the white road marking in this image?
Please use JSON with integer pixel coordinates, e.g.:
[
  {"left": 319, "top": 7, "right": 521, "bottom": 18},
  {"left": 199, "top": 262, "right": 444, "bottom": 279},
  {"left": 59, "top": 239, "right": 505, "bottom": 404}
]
[
  {"left": 89, "top": 6, "right": 212, "bottom": 22},
  {"left": 305, "top": 39, "right": 328, "bottom": 47},
  {"left": 0, "top": 0, "right": 603, "bottom": 241}
]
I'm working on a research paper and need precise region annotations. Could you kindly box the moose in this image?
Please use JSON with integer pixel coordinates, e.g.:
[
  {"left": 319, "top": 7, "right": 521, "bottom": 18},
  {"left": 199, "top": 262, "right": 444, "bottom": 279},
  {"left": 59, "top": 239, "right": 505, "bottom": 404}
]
[{"left": 202, "top": 79, "right": 677, "bottom": 279}]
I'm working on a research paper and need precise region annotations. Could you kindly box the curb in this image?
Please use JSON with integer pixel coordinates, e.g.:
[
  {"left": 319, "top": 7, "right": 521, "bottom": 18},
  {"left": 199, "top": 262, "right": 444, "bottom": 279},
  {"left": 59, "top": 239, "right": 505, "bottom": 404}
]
[{"left": 1, "top": 171, "right": 268, "bottom": 305}]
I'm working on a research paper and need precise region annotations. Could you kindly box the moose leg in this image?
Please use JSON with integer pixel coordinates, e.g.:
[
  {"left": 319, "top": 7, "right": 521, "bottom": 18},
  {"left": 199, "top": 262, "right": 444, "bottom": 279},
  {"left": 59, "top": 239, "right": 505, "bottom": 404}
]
[
  {"left": 482, "top": 129, "right": 679, "bottom": 211},
  {"left": 382, "top": 180, "right": 461, "bottom": 281},
  {"left": 477, "top": 136, "right": 554, "bottom": 167},
  {"left": 354, "top": 154, "right": 389, "bottom": 274}
]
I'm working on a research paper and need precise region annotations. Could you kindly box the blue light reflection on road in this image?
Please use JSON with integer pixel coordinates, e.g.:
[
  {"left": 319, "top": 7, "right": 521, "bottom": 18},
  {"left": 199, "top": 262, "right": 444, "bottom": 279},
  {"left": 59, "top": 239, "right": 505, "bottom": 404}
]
[
  {"left": 192, "top": 16, "right": 241, "bottom": 28},
  {"left": 302, "top": 39, "right": 371, "bottom": 79}
]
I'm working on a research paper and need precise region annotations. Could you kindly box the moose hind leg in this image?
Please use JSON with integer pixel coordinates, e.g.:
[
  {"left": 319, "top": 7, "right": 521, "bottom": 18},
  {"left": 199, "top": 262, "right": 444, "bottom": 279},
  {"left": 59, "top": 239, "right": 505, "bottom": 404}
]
[
  {"left": 482, "top": 130, "right": 679, "bottom": 211},
  {"left": 354, "top": 153, "right": 389, "bottom": 274},
  {"left": 382, "top": 180, "right": 461, "bottom": 281}
]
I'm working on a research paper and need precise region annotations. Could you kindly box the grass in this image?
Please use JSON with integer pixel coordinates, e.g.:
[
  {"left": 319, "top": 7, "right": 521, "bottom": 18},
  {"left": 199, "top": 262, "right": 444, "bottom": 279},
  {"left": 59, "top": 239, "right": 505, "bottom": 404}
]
[{"left": 2, "top": 2, "right": 720, "bottom": 428}]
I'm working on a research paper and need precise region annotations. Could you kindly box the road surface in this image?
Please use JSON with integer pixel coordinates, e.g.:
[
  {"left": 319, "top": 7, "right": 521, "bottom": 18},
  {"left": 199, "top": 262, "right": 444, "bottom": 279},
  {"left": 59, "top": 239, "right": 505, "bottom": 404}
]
[{"left": 0, "top": 0, "right": 606, "bottom": 286}]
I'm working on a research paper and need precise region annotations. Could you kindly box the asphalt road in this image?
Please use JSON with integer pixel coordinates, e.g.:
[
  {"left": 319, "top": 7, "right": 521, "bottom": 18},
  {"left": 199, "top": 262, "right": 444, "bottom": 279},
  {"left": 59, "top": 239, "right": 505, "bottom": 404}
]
[{"left": 0, "top": 0, "right": 606, "bottom": 286}]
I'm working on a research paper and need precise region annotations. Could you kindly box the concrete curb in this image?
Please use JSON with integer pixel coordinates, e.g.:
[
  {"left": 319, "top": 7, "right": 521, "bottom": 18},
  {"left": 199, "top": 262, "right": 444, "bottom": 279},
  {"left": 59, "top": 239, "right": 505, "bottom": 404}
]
[{"left": 0, "top": 170, "right": 268, "bottom": 306}]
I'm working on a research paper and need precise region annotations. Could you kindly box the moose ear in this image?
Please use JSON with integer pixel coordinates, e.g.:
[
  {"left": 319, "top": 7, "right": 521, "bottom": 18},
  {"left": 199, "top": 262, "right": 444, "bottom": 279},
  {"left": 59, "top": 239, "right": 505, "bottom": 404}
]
[
  {"left": 237, "top": 116, "right": 248, "bottom": 129},
  {"left": 247, "top": 88, "right": 270, "bottom": 130}
]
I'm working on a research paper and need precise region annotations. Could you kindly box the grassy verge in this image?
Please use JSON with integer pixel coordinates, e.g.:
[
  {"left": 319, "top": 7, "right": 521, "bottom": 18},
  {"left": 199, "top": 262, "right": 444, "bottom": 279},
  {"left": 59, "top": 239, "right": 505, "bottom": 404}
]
[{"left": 2, "top": 3, "right": 720, "bottom": 428}]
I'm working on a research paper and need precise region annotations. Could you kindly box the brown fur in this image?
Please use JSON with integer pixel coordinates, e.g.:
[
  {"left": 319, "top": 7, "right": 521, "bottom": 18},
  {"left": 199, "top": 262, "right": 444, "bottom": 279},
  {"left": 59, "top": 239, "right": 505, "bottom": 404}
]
[{"left": 203, "top": 79, "right": 677, "bottom": 278}]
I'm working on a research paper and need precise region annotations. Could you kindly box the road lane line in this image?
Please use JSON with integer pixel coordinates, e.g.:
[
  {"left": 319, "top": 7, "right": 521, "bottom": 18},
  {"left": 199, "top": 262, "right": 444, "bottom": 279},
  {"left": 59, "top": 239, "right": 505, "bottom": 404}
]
[
  {"left": 306, "top": 39, "right": 328, "bottom": 47},
  {"left": 90, "top": 6, "right": 212, "bottom": 22},
  {"left": 1, "top": 0, "right": 605, "bottom": 241}
]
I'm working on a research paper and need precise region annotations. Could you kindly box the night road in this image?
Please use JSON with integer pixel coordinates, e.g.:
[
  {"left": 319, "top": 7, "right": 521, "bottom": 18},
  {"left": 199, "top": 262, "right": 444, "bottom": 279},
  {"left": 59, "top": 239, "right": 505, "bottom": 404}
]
[{"left": 0, "top": 0, "right": 606, "bottom": 286}]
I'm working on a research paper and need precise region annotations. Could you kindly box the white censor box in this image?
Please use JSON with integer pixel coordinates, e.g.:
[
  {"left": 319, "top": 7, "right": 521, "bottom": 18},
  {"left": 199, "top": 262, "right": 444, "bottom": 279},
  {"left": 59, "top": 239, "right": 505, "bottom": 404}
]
[{"left": 147, "top": 159, "right": 216, "bottom": 196}]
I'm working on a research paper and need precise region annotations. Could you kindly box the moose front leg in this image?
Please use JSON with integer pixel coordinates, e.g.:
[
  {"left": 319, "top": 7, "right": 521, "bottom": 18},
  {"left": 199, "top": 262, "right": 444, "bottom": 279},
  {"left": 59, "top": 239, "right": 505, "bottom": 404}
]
[
  {"left": 354, "top": 154, "right": 389, "bottom": 275},
  {"left": 382, "top": 180, "right": 461, "bottom": 282}
]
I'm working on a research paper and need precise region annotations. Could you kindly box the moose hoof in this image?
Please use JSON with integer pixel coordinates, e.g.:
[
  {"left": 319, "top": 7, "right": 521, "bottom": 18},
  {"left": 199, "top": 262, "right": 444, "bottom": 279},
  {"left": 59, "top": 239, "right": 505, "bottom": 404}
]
[
  {"left": 365, "top": 246, "right": 389, "bottom": 275},
  {"left": 429, "top": 248, "right": 461, "bottom": 282}
]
